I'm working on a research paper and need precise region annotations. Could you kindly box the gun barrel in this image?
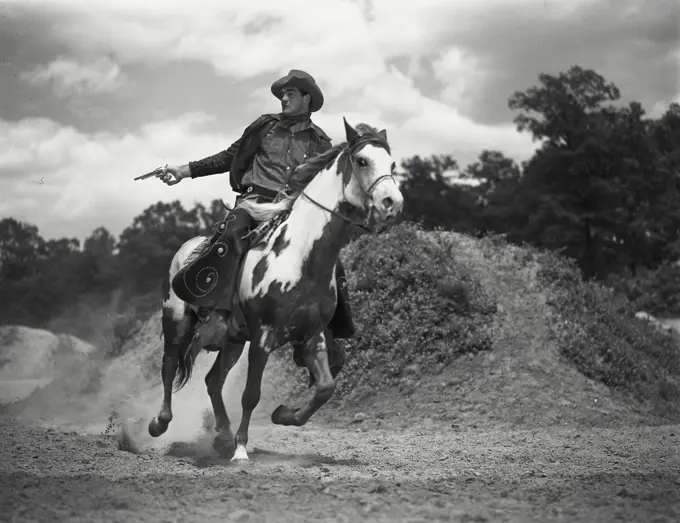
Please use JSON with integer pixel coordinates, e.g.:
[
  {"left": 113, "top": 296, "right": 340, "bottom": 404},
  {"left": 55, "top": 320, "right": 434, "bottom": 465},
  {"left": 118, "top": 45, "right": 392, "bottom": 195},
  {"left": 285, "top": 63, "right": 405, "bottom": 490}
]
[{"left": 134, "top": 166, "right": 163, "bottom": 181}]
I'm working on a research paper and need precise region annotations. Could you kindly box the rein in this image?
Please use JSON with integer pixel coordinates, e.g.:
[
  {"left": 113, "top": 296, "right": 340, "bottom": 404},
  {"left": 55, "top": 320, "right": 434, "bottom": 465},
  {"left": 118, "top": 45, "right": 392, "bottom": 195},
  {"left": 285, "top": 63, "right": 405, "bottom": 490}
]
[
  {"left": 298, "top": 137, "right": 396, "bottom": 232},
  {"left": 299, "top": 191, "right": 372, "bottom": 232}
]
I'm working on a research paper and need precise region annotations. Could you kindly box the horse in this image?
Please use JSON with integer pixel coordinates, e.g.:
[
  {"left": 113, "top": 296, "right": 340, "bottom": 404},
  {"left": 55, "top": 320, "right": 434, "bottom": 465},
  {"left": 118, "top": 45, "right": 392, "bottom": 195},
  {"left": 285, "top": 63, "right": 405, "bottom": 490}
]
[{"left": 147, "top": 117, "right": 404, "bottom": 461}]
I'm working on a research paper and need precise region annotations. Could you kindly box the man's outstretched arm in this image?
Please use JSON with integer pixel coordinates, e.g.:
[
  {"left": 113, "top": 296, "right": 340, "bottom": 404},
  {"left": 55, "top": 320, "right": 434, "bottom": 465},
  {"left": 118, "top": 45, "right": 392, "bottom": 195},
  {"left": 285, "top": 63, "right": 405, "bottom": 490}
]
[
  {"left": 161, "top": 138, "right": 240, "bottom": 183},
  {"left": 163, "top": 114, "right": 273, "bottom": 183},
  {"left": 187, "top": 139, "right": 241, "bottom": 179}
]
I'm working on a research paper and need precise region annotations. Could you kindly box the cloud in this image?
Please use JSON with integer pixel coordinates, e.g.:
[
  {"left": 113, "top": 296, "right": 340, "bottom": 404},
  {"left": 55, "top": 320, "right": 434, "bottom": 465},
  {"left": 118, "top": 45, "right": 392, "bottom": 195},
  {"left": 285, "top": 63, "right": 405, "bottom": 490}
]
[
  {"left": 0, "top": 113, "right": 238, "bottom": 242},
  {"left": 6, "top": 0, "right": 678, "bottom": 109},
  {"left": 18, "top": 0, "right": 383, "bottom": 99},
  {"left": 431, "top": 47, "right": 487, "bottom": 115},
  {"left": 19, "top": 56, "right": 125, "bottom": 98},
  {"left": 415, "top": 0, "right": 680, "bottom": 124},
  {"left": 12, "top": 0, "right": 674, "bottom": 124}
]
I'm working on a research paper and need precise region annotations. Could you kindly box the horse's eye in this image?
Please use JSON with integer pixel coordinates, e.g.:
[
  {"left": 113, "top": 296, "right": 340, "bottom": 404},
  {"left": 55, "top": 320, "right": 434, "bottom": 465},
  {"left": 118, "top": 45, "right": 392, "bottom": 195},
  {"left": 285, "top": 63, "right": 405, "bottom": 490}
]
[{"left": 357, "top": 157, "right": 368, "bottom": 167}]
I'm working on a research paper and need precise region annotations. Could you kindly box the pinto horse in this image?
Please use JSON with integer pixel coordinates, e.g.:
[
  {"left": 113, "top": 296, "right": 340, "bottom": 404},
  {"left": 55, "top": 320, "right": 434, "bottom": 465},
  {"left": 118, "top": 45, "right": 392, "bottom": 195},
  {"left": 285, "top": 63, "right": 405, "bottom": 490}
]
[{"left": 148, "top": 118, "right": 404, "bottom": 461}]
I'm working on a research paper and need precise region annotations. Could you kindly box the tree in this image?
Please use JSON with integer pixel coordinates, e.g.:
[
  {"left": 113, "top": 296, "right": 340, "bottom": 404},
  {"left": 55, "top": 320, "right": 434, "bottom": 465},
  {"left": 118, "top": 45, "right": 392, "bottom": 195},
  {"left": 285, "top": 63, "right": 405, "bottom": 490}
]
[
  {"left": 399, "top": 154, "right": 482, "bottom": 233},
  {"left": 648, "top": 103, "right": 680, "bottom": 263},
  {"left": 508, "top": 66, "right": 632, "bottom": 278},
  {"left": 117, "top": 200, "right": 205, "bottom": 293},
  {"left": 29, "top": 237, "right": 84, "bottom": 322},
  {"left": 82, "top": 227, "right": 120, "bottom": 292},
  {"left": 508, "top": 65, "right": 621, "bottom": 149},
  {"left": 463, "top": 150, "right": 521, "bottom": 194},
  {"left": 0, "top": 218, "right": 47, "bottom": 281},
  {"left": 462, "top": 150, "right": 523, "bottom": 235},
  {"left": 0, "top": 219, "right": 49, "bottom": 325}
]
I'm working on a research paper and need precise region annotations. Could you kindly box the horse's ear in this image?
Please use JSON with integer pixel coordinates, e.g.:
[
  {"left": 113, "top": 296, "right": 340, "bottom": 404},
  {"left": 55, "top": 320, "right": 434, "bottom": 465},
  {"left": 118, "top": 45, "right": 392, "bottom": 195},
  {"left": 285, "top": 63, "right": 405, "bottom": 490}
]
[
  {"left": 378, "top": 129, "right": 387, "bottom": 141},
  {"left": 343, "top": 117, "right": 359, "bottom": 143}
]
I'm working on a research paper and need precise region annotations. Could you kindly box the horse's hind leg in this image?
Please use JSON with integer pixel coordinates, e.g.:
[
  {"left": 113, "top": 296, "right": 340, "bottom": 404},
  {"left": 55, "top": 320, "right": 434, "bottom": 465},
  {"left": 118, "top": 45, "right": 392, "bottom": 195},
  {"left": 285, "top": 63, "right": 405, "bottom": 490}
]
[
  {"left": 271, "top": 329, "right": 335, "bottom": 427},
  {"left": 148, "top": 305, "right": 197, "bottom": 437},
  {"left": 205, "top": 340, "right": 245, "bottom": 458}
]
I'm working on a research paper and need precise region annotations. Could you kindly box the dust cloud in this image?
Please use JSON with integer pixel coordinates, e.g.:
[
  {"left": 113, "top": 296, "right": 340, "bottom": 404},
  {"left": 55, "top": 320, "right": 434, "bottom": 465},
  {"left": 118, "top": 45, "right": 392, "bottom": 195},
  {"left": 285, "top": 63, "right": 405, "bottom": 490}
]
[{"left": 0, "top": 314, "right": 293, "bottom": 455}]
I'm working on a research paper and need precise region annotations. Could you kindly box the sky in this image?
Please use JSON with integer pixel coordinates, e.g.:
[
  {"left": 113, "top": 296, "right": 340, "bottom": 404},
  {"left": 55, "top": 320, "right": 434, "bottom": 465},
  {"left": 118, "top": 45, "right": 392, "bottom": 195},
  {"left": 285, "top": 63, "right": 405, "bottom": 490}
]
[{"left": 1, "top": 0, "right": 678, "bottom": 243}]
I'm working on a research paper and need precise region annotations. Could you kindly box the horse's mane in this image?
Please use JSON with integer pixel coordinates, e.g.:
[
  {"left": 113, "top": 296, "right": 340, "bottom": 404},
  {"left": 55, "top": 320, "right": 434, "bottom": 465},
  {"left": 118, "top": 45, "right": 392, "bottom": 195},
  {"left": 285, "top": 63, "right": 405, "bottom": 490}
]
[
  {"left": 296, "top": 123, "right": 383, "bottom": 176},
  {"left": 237, "top": 123, "right": 387, "bottom": 225},
  {"left": 299, "top": 141, "right": 348, "bottom": 178}
]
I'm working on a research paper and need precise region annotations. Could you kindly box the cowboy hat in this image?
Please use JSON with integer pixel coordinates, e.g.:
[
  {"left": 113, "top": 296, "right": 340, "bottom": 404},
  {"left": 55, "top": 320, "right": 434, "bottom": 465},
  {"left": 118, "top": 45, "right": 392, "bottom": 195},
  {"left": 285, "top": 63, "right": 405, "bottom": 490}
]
[{"left": 271, "top": 69, "right": 324, "bottom": 112}]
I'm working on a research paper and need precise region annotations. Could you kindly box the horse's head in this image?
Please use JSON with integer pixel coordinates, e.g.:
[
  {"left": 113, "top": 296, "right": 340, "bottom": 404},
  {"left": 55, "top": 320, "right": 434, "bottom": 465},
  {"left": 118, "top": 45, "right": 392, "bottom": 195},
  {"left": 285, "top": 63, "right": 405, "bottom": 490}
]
[{"left": 339, "top": 118, "right": 404, "bottom": 233}]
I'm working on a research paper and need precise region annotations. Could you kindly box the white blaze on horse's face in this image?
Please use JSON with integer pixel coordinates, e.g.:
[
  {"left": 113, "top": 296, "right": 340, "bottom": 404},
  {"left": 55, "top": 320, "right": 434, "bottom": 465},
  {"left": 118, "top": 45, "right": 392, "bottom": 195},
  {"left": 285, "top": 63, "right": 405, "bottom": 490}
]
[{"left": 342, "top": 123, "right": 404, "bottom": 228}]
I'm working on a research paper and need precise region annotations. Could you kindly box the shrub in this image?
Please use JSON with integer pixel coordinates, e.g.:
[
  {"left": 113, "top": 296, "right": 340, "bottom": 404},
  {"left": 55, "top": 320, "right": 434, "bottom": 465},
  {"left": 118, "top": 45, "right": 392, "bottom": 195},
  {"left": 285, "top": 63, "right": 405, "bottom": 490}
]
[
  {"left": 535, "top": 249, "right": 680, "bottom": 417},
  {"left": 606, "top": 262, "right": 680, "bottom": 317},
  {"left": 331, "top": 222, "right": 497, "bottom": 400}
]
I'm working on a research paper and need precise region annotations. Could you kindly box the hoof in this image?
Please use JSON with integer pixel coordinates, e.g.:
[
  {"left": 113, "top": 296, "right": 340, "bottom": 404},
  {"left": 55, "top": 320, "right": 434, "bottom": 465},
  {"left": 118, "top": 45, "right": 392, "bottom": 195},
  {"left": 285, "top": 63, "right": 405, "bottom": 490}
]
[
  {"left": 213, "top": 433, "right": 236, "bottom": 459},
  {"left": 271, "top": 405, "right": 300, "bottom": 426},
  {"left": 230, "top": 444, "right": 249, "bottom": 462},
  {"left": 148, "top": 417, "right": 168, "bottom": 438}
]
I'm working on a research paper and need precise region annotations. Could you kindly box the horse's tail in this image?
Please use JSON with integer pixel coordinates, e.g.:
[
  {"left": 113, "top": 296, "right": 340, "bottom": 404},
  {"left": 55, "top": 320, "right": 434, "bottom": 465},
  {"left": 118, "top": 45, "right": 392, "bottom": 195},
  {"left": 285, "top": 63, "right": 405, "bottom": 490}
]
[
  {"left": 173, "top": 309, "right": 197, "bottom": 392},
  {"left": 161, "top": 235, "right": 204, "bottom": 392},
  {"left": 159, "top": 295, "right": 201, "bottom": 393},
  {"left": 237, "top": 193, "right": 296, "bottom": 222}
]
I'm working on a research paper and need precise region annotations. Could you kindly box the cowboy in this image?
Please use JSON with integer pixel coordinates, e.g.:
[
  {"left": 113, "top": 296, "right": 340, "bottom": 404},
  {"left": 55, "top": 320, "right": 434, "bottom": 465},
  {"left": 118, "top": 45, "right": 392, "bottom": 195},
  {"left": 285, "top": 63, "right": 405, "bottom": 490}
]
[{"left": 160, "top": 69, "right": 355, "bottom": 346}]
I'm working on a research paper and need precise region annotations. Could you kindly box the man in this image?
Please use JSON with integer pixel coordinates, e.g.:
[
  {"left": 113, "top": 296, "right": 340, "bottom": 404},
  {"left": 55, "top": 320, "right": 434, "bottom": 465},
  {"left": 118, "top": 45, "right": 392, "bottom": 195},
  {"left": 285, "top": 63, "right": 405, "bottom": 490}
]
[{"left": 160, "top": 69, "right": 355, "bottom": 348}]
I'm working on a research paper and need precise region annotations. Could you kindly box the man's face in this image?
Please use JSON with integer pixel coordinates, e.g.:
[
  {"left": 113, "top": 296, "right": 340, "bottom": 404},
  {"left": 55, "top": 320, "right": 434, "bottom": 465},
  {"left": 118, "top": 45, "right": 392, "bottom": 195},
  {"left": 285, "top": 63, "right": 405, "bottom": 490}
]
[{"left": 281, "top": 87, "right": 309, "bottom": 116}]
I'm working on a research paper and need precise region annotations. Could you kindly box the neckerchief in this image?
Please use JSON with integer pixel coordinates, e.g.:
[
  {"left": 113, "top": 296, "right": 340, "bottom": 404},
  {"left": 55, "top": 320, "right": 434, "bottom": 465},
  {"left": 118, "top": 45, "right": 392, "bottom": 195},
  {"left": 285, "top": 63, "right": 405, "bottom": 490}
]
[{"left": 277, "top": 112, "right": 312, "bottom": 131}]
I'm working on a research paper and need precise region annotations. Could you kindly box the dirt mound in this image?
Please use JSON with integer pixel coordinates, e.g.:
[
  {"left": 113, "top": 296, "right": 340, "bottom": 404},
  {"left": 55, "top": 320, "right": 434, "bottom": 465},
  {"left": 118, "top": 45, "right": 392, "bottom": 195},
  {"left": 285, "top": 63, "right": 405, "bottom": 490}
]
[
  {"left": 0, "top": 325, "right": 96, "bottom": 404},
  {"left": 307, "top": 226, "right": 680, "bottom": 430}
]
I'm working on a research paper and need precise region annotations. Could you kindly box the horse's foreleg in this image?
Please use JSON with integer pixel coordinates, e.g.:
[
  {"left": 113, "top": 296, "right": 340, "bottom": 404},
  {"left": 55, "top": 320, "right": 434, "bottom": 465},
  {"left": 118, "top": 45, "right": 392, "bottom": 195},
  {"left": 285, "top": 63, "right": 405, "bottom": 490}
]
[
  {"left": 148, "top": 307, "right": 196, "bottom": 437},
  {"left": 206, "top": 341, "right": 245, "bottom": 458},
  {"left": 232, "top": 338, "right": 270, "bottom": 462},
  {"left": 271, "top": 330, "right": 335, "bottom": 427},
  {"left": 148, "top": 349, "right": 177, "bottom": 437}
]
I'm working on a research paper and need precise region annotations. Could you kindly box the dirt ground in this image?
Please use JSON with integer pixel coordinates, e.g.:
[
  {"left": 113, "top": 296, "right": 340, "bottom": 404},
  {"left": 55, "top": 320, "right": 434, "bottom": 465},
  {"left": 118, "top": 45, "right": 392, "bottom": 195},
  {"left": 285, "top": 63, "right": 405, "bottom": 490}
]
[
  {"left": 1, "top": 415, "right": 678, "bottom": 523},
  {"left": 2, "top": 232, "right": 680, "bottom": 522}
]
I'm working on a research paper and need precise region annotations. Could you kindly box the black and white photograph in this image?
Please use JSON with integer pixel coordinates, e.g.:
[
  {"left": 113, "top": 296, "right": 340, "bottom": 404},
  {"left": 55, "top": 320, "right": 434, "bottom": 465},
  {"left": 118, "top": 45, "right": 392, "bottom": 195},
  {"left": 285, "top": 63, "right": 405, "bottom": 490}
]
[{"left": 0, "top": 0, "right": 679, "bottom": 521}]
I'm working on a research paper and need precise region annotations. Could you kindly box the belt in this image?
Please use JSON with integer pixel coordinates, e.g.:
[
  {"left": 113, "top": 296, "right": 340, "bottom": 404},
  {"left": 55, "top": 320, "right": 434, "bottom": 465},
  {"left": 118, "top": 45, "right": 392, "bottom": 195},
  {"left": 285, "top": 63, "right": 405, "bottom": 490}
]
[{"left": 239, "top": 185, "right": 279, "bottom": 201}]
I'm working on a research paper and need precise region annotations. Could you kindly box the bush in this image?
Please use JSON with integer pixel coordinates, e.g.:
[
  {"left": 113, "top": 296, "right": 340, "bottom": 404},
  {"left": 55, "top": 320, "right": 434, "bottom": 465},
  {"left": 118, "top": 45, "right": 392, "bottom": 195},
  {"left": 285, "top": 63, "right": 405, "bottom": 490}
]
[
  {"left": 606, "top": 262, "right": 680, "bottom": 317},
  {"left": 535, "top": 249, "right": 680, "bottom": 416},
  {"left": 333, "top": 222, "right": 497, "bottom": 400}
]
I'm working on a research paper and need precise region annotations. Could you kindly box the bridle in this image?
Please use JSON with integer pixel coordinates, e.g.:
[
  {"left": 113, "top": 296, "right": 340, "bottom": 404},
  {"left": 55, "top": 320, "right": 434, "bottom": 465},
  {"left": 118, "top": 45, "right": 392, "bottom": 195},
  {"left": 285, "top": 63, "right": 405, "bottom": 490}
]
[{"left": 297, "top": 136, "right": 397, "bottom": 232}]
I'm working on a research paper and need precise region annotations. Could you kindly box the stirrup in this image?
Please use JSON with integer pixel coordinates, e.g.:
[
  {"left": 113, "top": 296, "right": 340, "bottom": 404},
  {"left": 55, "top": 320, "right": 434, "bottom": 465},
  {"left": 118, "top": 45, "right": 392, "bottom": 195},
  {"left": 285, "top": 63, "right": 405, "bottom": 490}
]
[{"left": 196, "top": 307, "right": 212, "bottom": 325}]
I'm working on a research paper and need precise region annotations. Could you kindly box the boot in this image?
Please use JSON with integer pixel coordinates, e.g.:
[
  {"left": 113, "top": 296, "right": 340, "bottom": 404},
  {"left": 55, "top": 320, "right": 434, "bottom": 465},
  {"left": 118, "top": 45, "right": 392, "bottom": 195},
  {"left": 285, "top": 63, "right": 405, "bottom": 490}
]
[
  {"left": 327, "top": 261, "right": 356, "bottom": 339},
  {"left": 171, "top": 208, "right": 252, "bottom": 310}
]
